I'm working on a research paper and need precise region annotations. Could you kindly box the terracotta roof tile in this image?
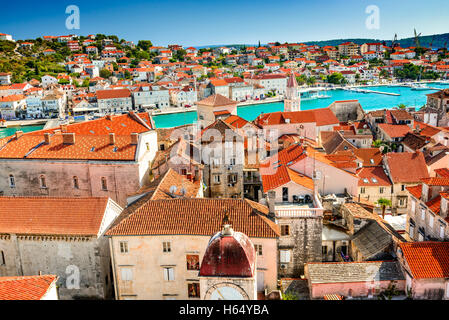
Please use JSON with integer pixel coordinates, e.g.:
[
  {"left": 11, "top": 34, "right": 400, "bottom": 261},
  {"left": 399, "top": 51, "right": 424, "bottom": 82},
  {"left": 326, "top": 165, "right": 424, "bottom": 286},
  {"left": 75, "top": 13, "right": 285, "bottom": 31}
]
[
  {"left": 0, "top": 197, "right": 111, "bottom": 236},
  {"left": 0, "top": 275, "right": 57, "bottom": 300},
  {"left": 400, "top": 242, "right": 449, "bottom": 279},
  {"left": 197, "top": 94, "right": 237, "bottom": 107},
  {"left": 106, "top": 198, "right": 279, "bottom": 238},
  {"left": 385, "top": 152, "right": 429, "bottom": 183}
]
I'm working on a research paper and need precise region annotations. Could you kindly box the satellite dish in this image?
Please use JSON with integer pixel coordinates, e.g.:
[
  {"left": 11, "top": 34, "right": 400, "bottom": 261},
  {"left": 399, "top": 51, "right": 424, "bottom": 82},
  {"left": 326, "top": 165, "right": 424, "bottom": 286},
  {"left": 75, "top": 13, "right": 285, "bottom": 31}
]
[
  {"left": 169, "top": 186, "right": 177, "bottom": 194},
  {"left": 363, "top": 124, "right": 368, "bottom": 129},
  {"left": 299, "top": 125, "right": 304, "bottom": 129}
]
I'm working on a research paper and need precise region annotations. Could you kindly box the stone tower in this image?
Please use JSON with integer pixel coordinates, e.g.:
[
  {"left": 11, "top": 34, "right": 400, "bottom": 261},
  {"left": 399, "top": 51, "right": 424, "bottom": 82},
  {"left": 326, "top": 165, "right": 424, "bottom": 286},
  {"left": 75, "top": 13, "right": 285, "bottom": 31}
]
[
  {"left": 284, "top": 72, "right": 301, "bottom": 112},
  {"left": 199, "top": 224, "right": 257, "bottom": 300}
]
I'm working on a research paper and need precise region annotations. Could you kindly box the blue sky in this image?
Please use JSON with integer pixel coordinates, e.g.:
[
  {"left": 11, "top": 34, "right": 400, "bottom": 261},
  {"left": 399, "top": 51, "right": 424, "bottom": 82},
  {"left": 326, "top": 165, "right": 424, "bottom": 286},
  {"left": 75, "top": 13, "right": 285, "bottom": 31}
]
[{"left": 1, "top": 0, "right": 448, "bottom": 46}]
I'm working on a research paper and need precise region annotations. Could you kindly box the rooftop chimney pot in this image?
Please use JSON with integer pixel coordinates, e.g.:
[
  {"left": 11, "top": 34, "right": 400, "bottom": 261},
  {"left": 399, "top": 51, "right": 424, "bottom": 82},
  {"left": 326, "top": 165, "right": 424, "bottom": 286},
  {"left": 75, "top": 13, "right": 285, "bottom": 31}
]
[{"left": 62, "top": 132, "right": 75, "bottom": 145}]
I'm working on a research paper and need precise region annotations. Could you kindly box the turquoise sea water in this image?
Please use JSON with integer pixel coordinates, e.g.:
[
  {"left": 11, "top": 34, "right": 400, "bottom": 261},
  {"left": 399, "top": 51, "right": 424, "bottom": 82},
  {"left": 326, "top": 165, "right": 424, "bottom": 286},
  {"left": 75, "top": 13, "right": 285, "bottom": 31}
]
[
  {"left": 0, "top": 125, "right": 44, "bottom": 139},
  {"left": 1, "top": 83, "right": 448, "bottom": 135},
  {"left": 153, "top": 83, "right": 449, "bottom": 128}
]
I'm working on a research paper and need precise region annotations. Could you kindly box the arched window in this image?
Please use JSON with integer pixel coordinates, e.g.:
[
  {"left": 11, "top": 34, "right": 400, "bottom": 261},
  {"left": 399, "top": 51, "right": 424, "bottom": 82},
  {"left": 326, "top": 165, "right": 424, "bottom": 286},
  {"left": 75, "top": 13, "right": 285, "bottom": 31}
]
[
  {"left": 39, "top": 175, "right": 47, "bottom": 188},
  {"left": 73, "top": 176, "right": 79, "bottom": 189},
  {"left": 9, "top": 175, "right": 15, "bottom": 188},
  {"left": 101, "top": 177, "right": 108, "bottom": 191}
]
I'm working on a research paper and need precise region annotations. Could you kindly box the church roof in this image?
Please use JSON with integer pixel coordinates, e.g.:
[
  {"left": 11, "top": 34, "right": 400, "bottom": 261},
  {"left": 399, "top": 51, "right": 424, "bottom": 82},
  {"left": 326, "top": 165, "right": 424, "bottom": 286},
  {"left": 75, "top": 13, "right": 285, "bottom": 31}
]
[{"left": 199, "top": 226, "right": 256, "bottom": 277}]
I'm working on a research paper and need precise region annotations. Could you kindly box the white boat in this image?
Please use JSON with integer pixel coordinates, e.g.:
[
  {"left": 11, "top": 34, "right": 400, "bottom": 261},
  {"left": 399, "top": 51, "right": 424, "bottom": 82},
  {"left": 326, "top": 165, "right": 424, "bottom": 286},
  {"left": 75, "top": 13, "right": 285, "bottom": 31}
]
[{"left": 410, "top": 83, "right": 429, "bottom": 90}]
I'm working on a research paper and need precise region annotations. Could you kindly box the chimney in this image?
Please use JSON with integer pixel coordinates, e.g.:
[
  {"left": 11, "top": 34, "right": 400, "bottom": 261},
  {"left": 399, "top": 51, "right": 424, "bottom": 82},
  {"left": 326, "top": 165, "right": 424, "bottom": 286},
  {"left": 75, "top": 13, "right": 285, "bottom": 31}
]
[
  {"left": 131, "top": 133, "right": 139, "bottom": 145},
  {"left": 109, "top": 133, "right": 116, "bottom": 145},
  {"left": 106, "top": 114, "right": 113, "bottom": 121},
  {"left": 15, "top": 131, "right": 23, "bottom": 139},
  {"left": 44, "top": 133, "right": 51, "bottom": 145},
  {"left": 60, "top": 124, "right": 68, "bottom": 133},
  {"left": 62, "top": 132, "right": 75, "bottom": 145}
]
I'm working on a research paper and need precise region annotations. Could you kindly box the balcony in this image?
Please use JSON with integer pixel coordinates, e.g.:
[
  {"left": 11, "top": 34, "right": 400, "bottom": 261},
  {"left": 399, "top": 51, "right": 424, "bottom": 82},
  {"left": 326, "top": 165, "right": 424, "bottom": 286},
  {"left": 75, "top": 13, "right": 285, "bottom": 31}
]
[{"left": 275, "top": 194, "right": 324, "bottom": 218}]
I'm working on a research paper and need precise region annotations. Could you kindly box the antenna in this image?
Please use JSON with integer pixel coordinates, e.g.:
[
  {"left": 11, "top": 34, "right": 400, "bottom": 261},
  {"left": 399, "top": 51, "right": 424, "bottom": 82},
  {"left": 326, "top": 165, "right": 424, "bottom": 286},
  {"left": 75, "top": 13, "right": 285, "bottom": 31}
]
[{"left": 169, "top": 185, "right": 177, "bottom": 194}]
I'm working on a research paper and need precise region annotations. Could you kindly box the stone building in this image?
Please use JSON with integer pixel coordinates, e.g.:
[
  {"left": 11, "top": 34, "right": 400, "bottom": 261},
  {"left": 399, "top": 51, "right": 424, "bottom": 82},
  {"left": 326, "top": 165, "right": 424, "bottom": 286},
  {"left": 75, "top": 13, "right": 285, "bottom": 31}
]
[
  {"left": 0, "top": 197, "right": 122, "bottom": 300},
  {"left": 196, "top": 94, "right": 238, "bottom": 129},
  {"left": 106, "top": 198, "right": 279, "bottom": 300},
  {"left": 405, "top": 176, "right": 449, "bottom": 242},
  {"left": 0, "top": 112, "right": 157, "bottom": 207},
  {"left": 200, "top": 119, "right": 245, "bottom": 198},
  {"left": 426, "top": 89, "right": 449, "bottom": 126}
]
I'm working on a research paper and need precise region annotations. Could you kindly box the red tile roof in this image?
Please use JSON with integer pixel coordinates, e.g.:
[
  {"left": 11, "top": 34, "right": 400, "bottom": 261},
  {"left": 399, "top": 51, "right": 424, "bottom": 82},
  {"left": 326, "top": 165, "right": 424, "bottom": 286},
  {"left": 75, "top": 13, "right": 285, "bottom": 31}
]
[
  {"left": 0, "top": 113, "right": 151, "bottom": 161},
  {"left": 255, "top": 108, "right": 339, "bottom": 127},
  {"left": 197, "top": 94, "right": 237, "bottom": 107},
  {"left": 106, "top": 198, "right": 279, "bottom": 238},
  {"left": 357, "top": 167, "right": 391, "bottom": 186},
  {"left": 0, "top": 197, "right": 111, "bottom": 236},
  {"left": 260, "top": 144, "right": 308, "bottom": 191},
  {"left": 406, "top": 185, "right": 422, "bottom": 199},
  {"left": 422, "top": 177, "right": 449, "bottom": 186},
  {"left": 0, "top": 275, "right": 57, "bottom": 300},
  {"left": 378, "top": 123, "right": 411, "bottom": 138},
  {"left": 385, "top": 152, "right": 429, "bottom": 183},
  {"left": 96, "top": 89, "right": 131, "bottom": 100},
  {"left": 435, "top": 168, "right": 449, "bottom": 178},
  {"left": 400, "top": 242, "right": 449, "bottom": 279}
]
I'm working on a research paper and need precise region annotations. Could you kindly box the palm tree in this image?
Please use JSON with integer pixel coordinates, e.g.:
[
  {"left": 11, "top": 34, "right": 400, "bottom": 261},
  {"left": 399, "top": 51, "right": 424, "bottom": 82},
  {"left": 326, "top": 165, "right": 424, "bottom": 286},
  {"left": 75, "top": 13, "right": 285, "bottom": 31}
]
[{"left": 377, "top": 198, "right": 392, "bottom": 219}]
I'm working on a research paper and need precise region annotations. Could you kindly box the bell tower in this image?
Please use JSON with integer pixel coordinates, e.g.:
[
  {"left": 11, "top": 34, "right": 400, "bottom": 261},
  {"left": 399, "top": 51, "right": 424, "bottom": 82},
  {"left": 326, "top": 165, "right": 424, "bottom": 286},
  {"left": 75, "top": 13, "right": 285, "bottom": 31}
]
[
  {"left": 199, "top": 224, "right": 257, "bottom": 300},
  {"left": 284, "top": 72, "right": 301, "bottom": 112}
]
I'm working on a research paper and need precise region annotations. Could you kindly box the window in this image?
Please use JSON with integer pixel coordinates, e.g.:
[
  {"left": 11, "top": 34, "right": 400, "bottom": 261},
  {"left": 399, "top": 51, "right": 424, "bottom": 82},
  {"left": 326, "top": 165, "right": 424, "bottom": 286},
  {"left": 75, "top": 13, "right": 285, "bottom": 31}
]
[
  {"left": 421, "top": 208, "right": 426, "bottom": 221},
  {"left": 440, "top": 224, "right": 445, "bottom": 239},
  {"left": 188, "top": 283, "right": 200, "bottom": 298},
  {"left": 163, "top": 242, "right": 171, "bottom": 253},
  {"left": 101, "top": 177, "right": 108, "bottom": 191},
  {"left": 213, "top": 174, "right": 221, "bottom": 184},
  {"left": 254, "top": 244, "right": 263, "bottom": 256},
  {"left": 379, "top": 187, "right": 384, "bottom": 194},
  {"left": 322, "top": 246, "right": 328, "bottom": 255},
  {"left": 411, "top": 199, "right": 416, "bottom": 213},
  {"left": 360, "top": 187, "right": 366, "bottom": 194},
  {"left": 281, "top": 225, "right": 290, "bottom": 236},
  {"left": 230, "top": 158, "right": 236, "bottom": 166},
  {"left": 146, "top": 143, "right": 150, "bottom": 151},
  {"left": 119, "top": 241, "right": 128, "bottom": 254},
  {"left": 163, "top": 267, "right": 175, "bottom": 281},
  {"left": 282, "top": 187, "right": 289, "bottom": 202},
  {"left": 160, "top": 144, "right": 165, "bottom": 151},
  {"left": 120, "top": 268, "right": 133, "bottom": 281},
  {"left": 401, "top": 185, "right": 406, "bottom": 191},
  {"left": 409, "top": 224, "right": 414, "bottom": 239},
  {"left": 429, "top": 215, "right": 434, "bottom": 229},
  {"left": 0, "top": 251, "right": 5, "bottom": 265},
  {"left": 39, "top": 175, "right": 47, "bottom": 188},
  {"left": 8, "top": 175, "right": 15, "bottom": 188},
  {"left": 186, "top": 255, "right": 199, "bottom": 270},
  {"left": 280, "top": 250, "right": 291, "bottom": 263},
  {"left": 73, "top": 176, "right": 79, "bottom": 189},
  {"left": 313, "top": 171, "right": 322, "bottom": 180}
]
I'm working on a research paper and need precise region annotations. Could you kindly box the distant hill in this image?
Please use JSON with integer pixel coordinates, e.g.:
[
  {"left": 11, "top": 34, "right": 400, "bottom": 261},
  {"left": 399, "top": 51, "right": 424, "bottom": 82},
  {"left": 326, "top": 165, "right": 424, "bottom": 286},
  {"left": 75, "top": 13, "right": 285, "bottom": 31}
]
[
  {"left": 302, "top": 32, "right": 449, "bottom": 49},
  {"left": 193, "top": 32, "right": 449, "bottom": 50}
]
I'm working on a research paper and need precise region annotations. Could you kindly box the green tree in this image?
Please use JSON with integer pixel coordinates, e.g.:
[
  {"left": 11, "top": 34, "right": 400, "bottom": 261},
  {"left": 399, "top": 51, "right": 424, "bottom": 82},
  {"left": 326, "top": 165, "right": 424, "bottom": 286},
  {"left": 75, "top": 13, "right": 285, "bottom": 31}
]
[
  {"left": 99, "top": 68, "right": 112, "bottom": 78},
  {"left": 398, "top": 103, "right": 407, "bottom": 109},
  {"left": 137, "top": 40, "right": 153, "bottom": 51},
  {"left": 377, "top": 198, "right": 392, "bottom": 219},
  {"left": 327, "top": 72, "right": 345, "bottom": 84}
]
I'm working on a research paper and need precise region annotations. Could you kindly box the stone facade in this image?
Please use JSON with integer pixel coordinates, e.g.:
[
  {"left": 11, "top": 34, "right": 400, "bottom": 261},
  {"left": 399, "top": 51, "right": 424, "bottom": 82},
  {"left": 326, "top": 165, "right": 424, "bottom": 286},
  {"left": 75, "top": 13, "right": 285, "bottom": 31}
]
[{"left": 277, "top": 216, "right": 323, "bottom": 276}]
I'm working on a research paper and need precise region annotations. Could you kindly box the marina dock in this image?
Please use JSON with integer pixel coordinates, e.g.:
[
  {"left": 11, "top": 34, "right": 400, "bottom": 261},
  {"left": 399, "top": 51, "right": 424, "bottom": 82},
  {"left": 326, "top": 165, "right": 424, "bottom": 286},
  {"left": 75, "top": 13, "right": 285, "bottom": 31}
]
[{"left": 344, "top": 87, "right": 400, "bottom": 96}]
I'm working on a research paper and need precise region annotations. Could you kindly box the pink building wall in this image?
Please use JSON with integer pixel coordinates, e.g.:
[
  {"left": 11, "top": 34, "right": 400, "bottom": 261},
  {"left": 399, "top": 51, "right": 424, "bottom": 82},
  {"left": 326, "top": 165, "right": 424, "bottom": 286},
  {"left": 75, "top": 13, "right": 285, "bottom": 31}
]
[{"left": 309, "top": 280, "right": 405, "bottom": 299}]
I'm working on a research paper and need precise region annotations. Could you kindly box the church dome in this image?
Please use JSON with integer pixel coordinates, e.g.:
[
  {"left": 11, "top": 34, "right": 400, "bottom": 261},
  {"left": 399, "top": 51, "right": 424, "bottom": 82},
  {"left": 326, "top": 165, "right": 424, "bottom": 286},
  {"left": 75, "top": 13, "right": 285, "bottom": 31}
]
[{"left": 199, "top": 225, "right": 256, "bottom": 277}]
